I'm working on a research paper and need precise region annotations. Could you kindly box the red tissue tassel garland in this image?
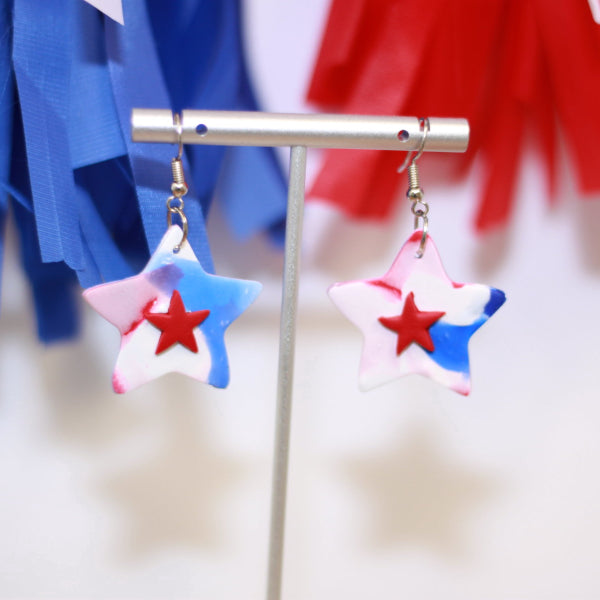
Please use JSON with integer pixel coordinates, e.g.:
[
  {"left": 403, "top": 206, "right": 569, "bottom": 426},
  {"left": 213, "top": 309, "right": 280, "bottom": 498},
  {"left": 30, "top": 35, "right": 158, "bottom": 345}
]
[{"left": 306, "top": 0, "right": 600, "bottom": 232}]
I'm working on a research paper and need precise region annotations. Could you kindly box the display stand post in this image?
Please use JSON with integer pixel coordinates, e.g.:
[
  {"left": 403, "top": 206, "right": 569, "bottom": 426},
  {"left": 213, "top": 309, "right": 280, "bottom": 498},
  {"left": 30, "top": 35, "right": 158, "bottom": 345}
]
[
  {"left": 131, "top": 109, "right": 469, "bottom": 600},
  {"left": 266, "top": 145, "right": 306, "bottom": 600}
]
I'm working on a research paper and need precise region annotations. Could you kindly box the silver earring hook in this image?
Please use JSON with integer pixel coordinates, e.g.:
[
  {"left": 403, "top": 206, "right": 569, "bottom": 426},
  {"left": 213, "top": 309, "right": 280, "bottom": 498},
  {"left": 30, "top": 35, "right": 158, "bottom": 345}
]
[
  {"left": 397, "top": 117, "right": 429, "bottom": 173},
  {"left": 167, "top": 113, "right": 189, "bottom": 252},
  {"left": 412, "top": 117, "right": 429, "bottom": 162},
  {"left": 173, "top": 112, "right": 184, "bottom": 160},
  {"left": 398, "top": 118, "right": 430, "bottom": 258}
]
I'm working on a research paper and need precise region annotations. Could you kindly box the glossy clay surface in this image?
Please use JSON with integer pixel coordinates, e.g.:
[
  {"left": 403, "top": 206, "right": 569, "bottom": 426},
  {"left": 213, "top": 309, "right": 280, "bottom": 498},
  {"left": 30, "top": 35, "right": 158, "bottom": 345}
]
[
  {"left": 328, "top": 231, "right": 506, "bottom": 395},
  {"left": 83, "top": 226, "right": 262, "bottom": 393}
]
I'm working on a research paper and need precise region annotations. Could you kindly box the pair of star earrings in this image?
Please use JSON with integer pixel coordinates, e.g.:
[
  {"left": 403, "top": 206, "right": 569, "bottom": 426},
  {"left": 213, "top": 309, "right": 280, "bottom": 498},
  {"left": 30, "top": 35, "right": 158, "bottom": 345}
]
[{"left": 84, "top": 119, "right": 505, "bottom": 395}]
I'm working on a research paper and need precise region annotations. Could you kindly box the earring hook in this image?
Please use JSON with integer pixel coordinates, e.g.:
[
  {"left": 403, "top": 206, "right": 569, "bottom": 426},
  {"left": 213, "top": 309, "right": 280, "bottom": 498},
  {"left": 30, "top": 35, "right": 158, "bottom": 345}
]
[
  {"left": 397, "top": 117, "right": 429, "bottom": 173},
  {"left": 167, "top": 113, "right": 189, "bottom": 252},
  {"left": 398, "top": 118, "right": 430, "bottom": 258},
  {"left": 173, "top": 112, "right": 184, "bottom": 160}
]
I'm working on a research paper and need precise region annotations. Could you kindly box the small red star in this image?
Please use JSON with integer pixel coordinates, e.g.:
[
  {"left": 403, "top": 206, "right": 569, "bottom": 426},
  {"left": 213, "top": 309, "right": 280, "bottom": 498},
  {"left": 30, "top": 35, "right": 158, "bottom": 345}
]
[
  {"left": 144, "top": 290, "right": 210, "bottom": 355},
  {"left": 379, "top": 292, "right": 445, "bottom": 355}
]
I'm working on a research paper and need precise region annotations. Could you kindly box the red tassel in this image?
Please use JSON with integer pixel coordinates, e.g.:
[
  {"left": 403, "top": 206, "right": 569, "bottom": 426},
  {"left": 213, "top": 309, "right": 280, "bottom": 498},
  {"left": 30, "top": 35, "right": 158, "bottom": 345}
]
[{"left": 307, "top": 0, "right": 600, "bottom": 231}]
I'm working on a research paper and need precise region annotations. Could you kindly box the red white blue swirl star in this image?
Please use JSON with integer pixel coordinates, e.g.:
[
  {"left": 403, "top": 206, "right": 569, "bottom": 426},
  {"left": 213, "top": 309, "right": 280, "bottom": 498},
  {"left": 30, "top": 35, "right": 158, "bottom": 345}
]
[
  {"left": 83, "top": 226, "right": 262, "bottom": 393},
  {"left": 328, "top": 231, "right": 506, "bottom": 395}
]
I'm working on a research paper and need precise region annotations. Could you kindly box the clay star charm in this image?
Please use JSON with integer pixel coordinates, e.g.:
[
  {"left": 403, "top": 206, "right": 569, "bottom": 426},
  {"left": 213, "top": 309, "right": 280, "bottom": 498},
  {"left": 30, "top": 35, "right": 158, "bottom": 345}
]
[
  {"left": 328, "top": 231, "right": 506, "bottom": 395},
  {"left": 83, "top": 226, "right": 262, "bottom": 393}
]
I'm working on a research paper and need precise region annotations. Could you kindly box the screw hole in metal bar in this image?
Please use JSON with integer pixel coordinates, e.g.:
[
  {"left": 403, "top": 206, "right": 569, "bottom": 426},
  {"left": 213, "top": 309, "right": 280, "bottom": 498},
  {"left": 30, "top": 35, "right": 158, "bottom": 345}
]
[
  {"left": 397, "top": 129, "right": 409, "bottom": 141},
  {"left": 196, "top": 123, "right": 208, "bottom": 136}
]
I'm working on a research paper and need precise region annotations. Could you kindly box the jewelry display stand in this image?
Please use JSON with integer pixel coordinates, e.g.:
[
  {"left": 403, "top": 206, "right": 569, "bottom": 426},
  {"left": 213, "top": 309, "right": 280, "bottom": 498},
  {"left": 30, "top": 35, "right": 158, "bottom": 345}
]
[{"left": 131, "top": 109, "right": 469, "bottom": 600}]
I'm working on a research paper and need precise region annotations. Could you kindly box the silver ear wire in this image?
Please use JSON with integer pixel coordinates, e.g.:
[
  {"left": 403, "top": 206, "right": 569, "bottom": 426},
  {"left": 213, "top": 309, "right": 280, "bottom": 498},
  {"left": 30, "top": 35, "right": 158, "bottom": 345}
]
[
  {"left": 166, "top": 113, "right": 189, "bottom": 253},
  {"left": 398, "top": 118, "right": 430, "bottom": 258},
  {"left": 174, "top": 112, "right": 184, "bottom": 160},
  {"left": 397, "top": 117, "right": 429, "bottom": 173}
]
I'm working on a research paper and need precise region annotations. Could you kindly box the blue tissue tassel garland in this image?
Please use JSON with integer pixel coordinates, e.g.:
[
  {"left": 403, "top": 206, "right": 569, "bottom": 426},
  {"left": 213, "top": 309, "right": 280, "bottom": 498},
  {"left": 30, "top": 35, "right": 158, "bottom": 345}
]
[{"left": 2, "top": 0, "right": 286, "bottom": 343}]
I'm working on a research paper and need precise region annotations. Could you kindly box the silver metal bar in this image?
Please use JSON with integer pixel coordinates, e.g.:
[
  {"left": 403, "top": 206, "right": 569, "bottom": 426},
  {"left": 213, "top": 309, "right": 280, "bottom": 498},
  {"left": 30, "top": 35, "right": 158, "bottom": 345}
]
[
  {"left": 132, "top": 109, "right": 469, "bottom": 152},
  {"left": 266, "top": 146, "right": 307, "bottom": 600}
]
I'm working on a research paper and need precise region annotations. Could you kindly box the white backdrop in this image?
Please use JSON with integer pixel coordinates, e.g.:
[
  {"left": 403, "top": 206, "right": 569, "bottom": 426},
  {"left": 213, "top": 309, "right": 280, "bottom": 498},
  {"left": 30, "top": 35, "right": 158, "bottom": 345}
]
[{"left": 1, "top": 1, "right": 600, "bottom": 598}]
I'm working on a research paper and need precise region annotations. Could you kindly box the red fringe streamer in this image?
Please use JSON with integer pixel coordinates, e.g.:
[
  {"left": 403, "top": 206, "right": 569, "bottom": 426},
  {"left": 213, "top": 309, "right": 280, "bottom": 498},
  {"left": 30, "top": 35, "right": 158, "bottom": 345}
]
[{"left": 307, "top": 0, "right": 600, "bottom": 231}]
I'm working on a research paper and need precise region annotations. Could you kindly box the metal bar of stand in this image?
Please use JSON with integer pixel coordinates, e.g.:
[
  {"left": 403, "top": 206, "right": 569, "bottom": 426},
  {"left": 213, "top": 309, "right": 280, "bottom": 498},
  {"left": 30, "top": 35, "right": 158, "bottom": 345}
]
[
  {"left": 266, "top": 146, "right": 307, "bottom": 600},
  {"left": 132, "top": 109, "right": 469, "bottom": 153}
]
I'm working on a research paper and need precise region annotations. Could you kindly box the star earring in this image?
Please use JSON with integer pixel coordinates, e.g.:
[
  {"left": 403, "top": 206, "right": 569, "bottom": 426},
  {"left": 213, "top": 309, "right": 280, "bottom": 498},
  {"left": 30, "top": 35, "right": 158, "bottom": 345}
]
[
  {"left": 328, "top": 119, "right": 506, "bottom": 395},
  {"left": 83, "top": 115, "right": 262, "bottom": 393}
]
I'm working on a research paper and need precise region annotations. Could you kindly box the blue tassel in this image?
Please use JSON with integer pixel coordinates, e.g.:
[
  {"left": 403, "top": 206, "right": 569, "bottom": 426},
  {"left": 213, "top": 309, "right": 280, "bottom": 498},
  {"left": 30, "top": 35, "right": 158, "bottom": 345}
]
[{"left": 3, "top": 0, "right": 288, "bottom": 343}]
